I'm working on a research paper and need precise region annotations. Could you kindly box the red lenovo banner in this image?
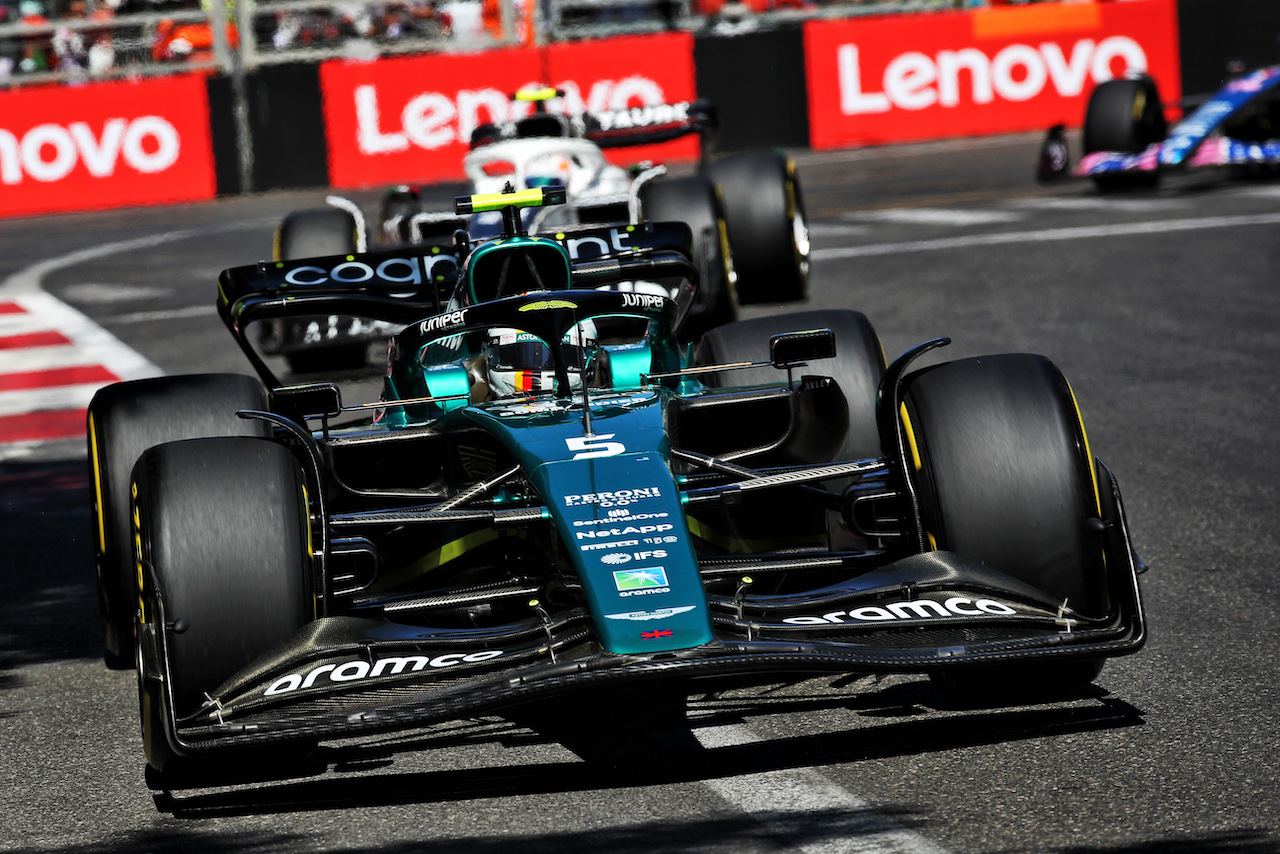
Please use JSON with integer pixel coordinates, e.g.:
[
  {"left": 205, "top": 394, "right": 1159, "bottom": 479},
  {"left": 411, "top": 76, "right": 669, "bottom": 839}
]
[
  {"left": 804, "top": 0, "right": 1181, "bottom": 149},
  {"left": 320, "top": 33, "right": 698, "bottom": 188},
  {"left": 0, "top": 75, "right": 217, "bottom": 218}
]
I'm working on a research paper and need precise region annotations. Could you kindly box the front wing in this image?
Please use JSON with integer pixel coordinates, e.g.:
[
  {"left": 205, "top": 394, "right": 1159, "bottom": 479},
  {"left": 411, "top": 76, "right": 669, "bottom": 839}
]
[{"left": 147, "top": 464, "right": 1145, "bottom": 759}]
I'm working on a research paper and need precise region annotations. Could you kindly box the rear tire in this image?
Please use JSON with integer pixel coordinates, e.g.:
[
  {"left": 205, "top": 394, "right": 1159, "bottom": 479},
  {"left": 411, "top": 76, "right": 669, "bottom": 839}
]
[
  {"left": 87, "top": 375, "right": 270, "bottom": 669},
  {"left": 694, "top": 309, "right": 884, "bottom": 462},
  {"left": 274, "top": 207, "right": 368, "bottom": 373},
  {"left": 639, "top": 175, "right": 738, "bottom": 341},
  {"left": 706, "top": 152, "right": 809, "bottom": 304},
  {"left": 1083, "top": 77, "right": 1166, "bottom": 190},
  {"left": 901, "top": 354, "right": 1107, "bottom": 693},
  {"left": 276, "top": 207, "right": 359, "bottom": 260},
  {"left": 133, "top": 437, "right": 311, "bottom": 780},
  {"left": 380, "top": 186, "right": 422, "bottom": 245}
]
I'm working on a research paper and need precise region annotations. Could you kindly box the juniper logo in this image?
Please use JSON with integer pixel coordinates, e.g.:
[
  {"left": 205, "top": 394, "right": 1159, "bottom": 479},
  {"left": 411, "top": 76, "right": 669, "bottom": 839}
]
[{"left": 613, "top": 567, "right": 668, "bottom": 591}]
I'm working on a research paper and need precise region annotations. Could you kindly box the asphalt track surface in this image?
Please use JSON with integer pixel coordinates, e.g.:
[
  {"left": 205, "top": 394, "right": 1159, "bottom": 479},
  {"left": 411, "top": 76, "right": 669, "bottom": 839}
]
[{"left": 2, "top": 133, "right": 1279, "bottom": 853}]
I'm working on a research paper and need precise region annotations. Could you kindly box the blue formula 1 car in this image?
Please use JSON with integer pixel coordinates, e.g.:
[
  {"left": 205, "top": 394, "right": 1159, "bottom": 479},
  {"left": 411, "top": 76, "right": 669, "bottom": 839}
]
[
  {"left": 1038, "top": 66, "right": 1280, "bottom": 189},
  {"left": 86, "top": 186, "right": 1147, "bottom": 789}
]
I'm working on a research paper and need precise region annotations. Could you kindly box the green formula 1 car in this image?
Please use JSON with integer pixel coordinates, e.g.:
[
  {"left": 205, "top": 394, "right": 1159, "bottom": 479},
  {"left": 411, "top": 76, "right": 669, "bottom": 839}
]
[{"left": 86, "top": 186, "right": 1146, "bottom": 789}]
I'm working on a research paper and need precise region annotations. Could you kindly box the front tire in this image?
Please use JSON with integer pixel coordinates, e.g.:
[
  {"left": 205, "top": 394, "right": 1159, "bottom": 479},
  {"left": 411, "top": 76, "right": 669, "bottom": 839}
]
[
  {"left": 706, "top": 152, "right": 809, "bottom": 305},
  {"left": 1083, "top": 77, "right": 1166, "bottom": 190},
  {"left": 694, "top": 309, "right": 885, "bottom": 463},
  {"left": 133, "top": 437, "right": 312, "bottom": 781},
  {"left": 87, "top": 375, "right": 270, "bottom": 669},
  {"left": 901, "top": 354, "right": 1107, "bottom": 693}
]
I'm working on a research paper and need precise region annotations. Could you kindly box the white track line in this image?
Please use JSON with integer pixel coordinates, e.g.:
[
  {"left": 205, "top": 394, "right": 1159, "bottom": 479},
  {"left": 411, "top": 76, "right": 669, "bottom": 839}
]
[
  {"left": 9, "top": 291, "right": 162, "bottom": 383},
  {"left": 0, "top": 220, "right": 272, "bottom": 456},
  {"left": 0, "top": 384, "right": 104, "bottom": 417},
  {"left": 3, "top": 343, "right": 100, "bottom": 373},
  {"left": 812, "top": 211, "right": 1280, "bottom": 260},
  {"left": 1008, "top": 196, "right": 1184, "bottom": 212},
  {"left": 101, "top": 304, "right": 218, "bottom": 324},
  {"left": 696, "top": 724, "right": 949, "bottom": 854},
  {"left": 844, "top": 208, "right": 1023, "bottom": 226}
]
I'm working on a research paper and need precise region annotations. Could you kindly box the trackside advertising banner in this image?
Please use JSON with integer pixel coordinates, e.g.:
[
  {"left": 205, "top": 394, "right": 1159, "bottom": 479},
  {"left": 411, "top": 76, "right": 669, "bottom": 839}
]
[
  {"left": 0, "top": 75, "right": 217, "bottom": 218},
  {"left": 320, "top": 33, "right": 698, "bottom": 188},
  {"left": 804, "top": 0, "right": 1181, "bottom": 149}
]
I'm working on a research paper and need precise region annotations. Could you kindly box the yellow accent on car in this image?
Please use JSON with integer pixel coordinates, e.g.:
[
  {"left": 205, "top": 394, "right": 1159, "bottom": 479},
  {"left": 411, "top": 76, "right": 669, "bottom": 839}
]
[
  {"left": 898, "top": 402, "right": 937, "bottom": 550},
  {"left": 302, "top": 485, "right": 314, "bottom": 558},
  {"left": 368, "top": 529, "right": 531, "bottom": 591},
  {"left": 1065, "top": 379, "right": 1103, "bottom": 519},
  {"left": 899, "top": 402, "right": 922, "bottom": 471},
  {"left": 89, "top": 413, "right": 106, "bottom": 551},
  {"left": 465, "top": 188, "right": 549, "bottom": 213},
  {"left": 515, "top": 87, "right": 559, "bottom": 102},
  {"left": 519, "top": 299, "right": 578, "bottom": 312}
]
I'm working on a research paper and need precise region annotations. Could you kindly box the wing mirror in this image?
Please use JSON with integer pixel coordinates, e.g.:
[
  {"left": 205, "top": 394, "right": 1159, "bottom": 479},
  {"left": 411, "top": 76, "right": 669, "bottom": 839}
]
[
  {"left": 770, "top": 329, "right": 836, "bottom": 368},
  {"left": 271, "top": 383, "right": 343, "bottom": 420}
]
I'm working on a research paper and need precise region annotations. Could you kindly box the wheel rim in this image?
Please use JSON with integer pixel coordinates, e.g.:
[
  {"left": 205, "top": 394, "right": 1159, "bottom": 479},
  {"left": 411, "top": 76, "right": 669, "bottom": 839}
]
[
  {"left": 786, "top": 168, "right": 811, "bottom": 286},
  {"left": 792, "top": 206, "right": 811, "bottom": 281}
]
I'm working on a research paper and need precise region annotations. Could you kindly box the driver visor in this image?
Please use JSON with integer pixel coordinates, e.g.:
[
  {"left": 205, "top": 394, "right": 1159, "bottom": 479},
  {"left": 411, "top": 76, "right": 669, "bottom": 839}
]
[{"left": 488, "top": 340, "right": 591, "bottom": 372}]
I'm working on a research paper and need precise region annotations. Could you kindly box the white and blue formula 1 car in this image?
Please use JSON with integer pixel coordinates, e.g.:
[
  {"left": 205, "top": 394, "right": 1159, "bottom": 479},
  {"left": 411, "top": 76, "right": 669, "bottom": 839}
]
[
  {"left": 1038, "top": 66, "right": 1280, "bottom": 189},
  {"left": 266, "top": 88, "right": 810, "bottom": 372}
]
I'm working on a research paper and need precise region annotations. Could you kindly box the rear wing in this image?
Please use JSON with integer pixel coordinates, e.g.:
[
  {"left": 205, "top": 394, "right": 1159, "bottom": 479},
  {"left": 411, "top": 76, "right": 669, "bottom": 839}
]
[
  {"left": 471, "top": 96, "right": 717, "bottom": 152},
  {"left": 216, "top": 220, "right": 698, "bottom": 389},
  {"left": 583, "top": 100, "right": 718, "bottom": 150}
]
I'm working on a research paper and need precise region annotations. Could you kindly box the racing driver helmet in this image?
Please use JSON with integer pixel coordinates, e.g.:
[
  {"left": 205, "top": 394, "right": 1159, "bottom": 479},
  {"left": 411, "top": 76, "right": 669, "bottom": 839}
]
[
  {"left": 524, "top": 153, "right": 573, "bottom": 190},
  {"left": 483, "top": 321, "right": 596, "bottom": 398}
]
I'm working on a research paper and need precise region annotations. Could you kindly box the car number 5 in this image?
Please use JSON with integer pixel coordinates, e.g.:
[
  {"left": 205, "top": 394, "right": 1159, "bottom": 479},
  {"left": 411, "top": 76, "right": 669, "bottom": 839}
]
[{"left": 566, "top": 434, "right": 626, "bottom": 460}]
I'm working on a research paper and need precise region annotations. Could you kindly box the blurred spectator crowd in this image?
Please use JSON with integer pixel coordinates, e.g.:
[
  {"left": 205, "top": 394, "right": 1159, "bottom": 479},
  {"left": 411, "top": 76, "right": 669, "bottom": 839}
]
[{"left": 0, "top": 0, "right": 1076, "bottom": 84}]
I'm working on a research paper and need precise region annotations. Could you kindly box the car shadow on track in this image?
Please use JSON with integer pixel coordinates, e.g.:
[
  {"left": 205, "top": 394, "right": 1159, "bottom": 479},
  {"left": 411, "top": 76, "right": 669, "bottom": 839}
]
[
  {"left": 5, "top": 823, "right": 1277, "bottom": 854},
  {"left": 147, "top": 677, "right": 1147, "bottom": 821},
  {"left": 0, "top": 458, "right": 102, "bottom": 686}
]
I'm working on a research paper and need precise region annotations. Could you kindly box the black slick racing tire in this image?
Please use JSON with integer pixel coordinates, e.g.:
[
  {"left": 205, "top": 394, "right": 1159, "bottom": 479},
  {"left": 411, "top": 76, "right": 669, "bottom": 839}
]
[
  {"left": 379, "top": 186, "right": 422, "bottom": 245},
  {"left": 706, "top": 152, "right": 809, "bottom": 305},
  {"left": 87, "top": 374, "right": 270, "bottom": 669},
  {"left": 901, "top": 354, "right": 1107, "bottom": 693},
  {"left": 274, "top": 207, "right": 368, "bottom": 373},
  {"left": 1083, "top": 77, "right": 1166, "bottom": 190},
  {"left": 276, "top": 207, "right": 359, "bottom": 260},
  {"left": 133, "top": 436, "right": 311, "bottom": 782},
  {"left": 694, "top": 309, "right": 885, "bottom": 463},
  {"left": 639, "top": 175, "right": 738, "bottom": 341}
]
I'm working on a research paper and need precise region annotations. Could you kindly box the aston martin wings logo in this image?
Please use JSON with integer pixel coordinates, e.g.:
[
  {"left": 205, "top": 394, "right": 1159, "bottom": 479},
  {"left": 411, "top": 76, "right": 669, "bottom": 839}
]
[{"left": 604, "top": 606, "right": 695, "bottom": 622}]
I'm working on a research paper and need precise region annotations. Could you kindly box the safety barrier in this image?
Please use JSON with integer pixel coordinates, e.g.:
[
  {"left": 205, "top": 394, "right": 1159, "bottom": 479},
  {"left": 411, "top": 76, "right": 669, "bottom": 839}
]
[{"left": 5, "top": 0, "right": 1276, "bottom": 217}]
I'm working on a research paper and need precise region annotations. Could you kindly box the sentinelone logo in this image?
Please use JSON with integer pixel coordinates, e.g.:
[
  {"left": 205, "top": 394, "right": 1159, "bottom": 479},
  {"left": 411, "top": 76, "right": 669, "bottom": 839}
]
[
  {"left": 837, "top": 36, "right": 1147, "bottom": 114},
  {"left": 0, "top": 117, "right": 181, "bottom": 185}
]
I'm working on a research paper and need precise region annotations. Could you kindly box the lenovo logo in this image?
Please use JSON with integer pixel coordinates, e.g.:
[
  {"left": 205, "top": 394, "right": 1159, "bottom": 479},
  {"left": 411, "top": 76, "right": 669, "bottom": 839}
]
[
  {"left": 355, "top": 77, "right": 668, "bottom": 154},
  {"left": 838, "top": 36, "right": 1147, "bottom": 115},
  {"left": 0, "top": 117, "right": 180, "bottom": 185}
]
